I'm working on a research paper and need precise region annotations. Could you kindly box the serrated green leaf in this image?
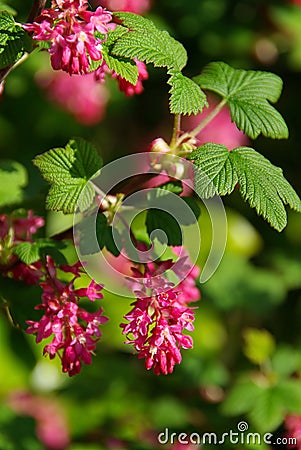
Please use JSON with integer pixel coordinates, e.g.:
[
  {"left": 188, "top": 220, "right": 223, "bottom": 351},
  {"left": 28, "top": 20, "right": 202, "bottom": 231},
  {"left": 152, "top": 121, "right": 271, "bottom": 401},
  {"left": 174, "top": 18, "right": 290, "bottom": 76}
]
[
  {"left": 188, "top": 144, "right": 301, "bottom": 231},
  {"left": 112, "top": 12, "right": 187, "bottom": 72},
  {"left": 230, "top": 147, "right": 301, "bottom": 231},
  {"left": 13, "top": 239, "right": 67, "bottom": 265},
  {"left": 0, "top": 160, "right": 27, "bottom": 206},
  {"left": 194, "top": 61, "right": 288, "bottom": 139},
  {"left": 168, "top": 72, "right": 207, "bottom": 115},
  {"left": 46, "top": 181, "right": 95, "bottom": 214},
  {"left": 33, "top": 138, "right": 102, "bottom": 183},
  {"left": 146, "top": 209, "right": 182, "bottom": 246},
  {"left": 0, "top": 12, "right": 28, "bottom": 68},
  {"left": 100, "top": 26, "right": 138, "bottom": 84},
  {"left": 0, "top": 10, "right": 14, "bottom": 32},
  {"left": 13, "top": 242, "right": 40, "bottom": 265},
  {"left": 103, "top": 51, "right": 138, "bottom": 84},
  {"left": 33, "top": 138, "right": 102, "bottom": 214},
  {"left": 188, "top": 143, "right": 238, "bottom": 198}
]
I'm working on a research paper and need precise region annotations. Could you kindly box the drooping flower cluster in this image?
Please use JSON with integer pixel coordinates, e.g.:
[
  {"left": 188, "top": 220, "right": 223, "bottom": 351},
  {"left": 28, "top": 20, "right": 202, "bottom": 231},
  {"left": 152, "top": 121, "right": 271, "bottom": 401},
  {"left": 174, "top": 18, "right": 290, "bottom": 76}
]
[
  {"left": 1, "top": 210, "right": 107, "bottom": 376},
  {"left": 23, "top": 0, "right": 113, "bottom": 75},
  {"left": 284, "top": 415, "right": 301, "bottom": 449},
  {"left": 121, "top": 249, "right": 200, "bottom": 375},
  {"left": 26, "top": 256, "right": 107, "bottom": 376},
  {"left": 25, "top": 0, "right": 149, "bottom": 104}
]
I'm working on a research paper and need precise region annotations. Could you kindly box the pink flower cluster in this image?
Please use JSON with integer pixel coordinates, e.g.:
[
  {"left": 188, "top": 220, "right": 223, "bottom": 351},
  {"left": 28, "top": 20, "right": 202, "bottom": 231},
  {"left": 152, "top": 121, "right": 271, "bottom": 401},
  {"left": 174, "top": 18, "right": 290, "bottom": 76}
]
[
  {"left": 26, "top": 256, "right": 107, "bottom": 376},
  {"left": 1, "top": 210, "right": 107, "bottom": 376},
  {"left": 23, "top": 0, "right": 113, "bottom": 75},
  {"left": 121, "top": 250, "right": 200, "bottom": 375},
  {"left": 284, "top": 415, "right": 301, "bottom": 449}
]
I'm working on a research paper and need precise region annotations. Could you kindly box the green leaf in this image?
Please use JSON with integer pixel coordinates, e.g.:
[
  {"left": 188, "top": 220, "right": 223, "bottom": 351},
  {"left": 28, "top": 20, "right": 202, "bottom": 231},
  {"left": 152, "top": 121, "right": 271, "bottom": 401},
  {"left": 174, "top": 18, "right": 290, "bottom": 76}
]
[
  {"left": 0, "top": 160, "right": 27, "bottom": 206},
  {"left": 13, "top": 239, "right": 67, "bottom": 265},
  {"left": 188, "top": 143, "right": 301, "bottom": 231},
  {"left": 0, "top": 12, "right": 28, "bottom": 68},
  {"left": 275, "top": 379, "right": 301, "bottom": 414},
  {"left": 194, "top": 61, "right": 288, "bottom": 139},
  {"left": 79, "top": 213, "right": 122, "bottom": 257},
  {"left": 112, "top": 12, "right": 187, "bottom": 72},
  {"left": 168, "top": 72, "right": 207, "bottom": 115},
  {"left": 100, "top": 27, "right": 138, "bottom": 84},
  {"left": 46, "top": 181, "right": 95, "bottom": 214},
  {"left": 103, "top": 225, "right": 122, "bottom": 257},
  {"left": 222, "top": 380, "right": 262, "bottom": 416},
  {"left": 188, "top": 143, "right": 238, "bottom": 198},
  {"left": 103, "top": 52, "right": 138, "bottom": 84},
  {"left": 146, "top": 209, "right": 182, "bottom": 246},
  {"left": 230, "top": 147, "right": 301, "bottom": 231},
  {"left": 243, "top": 328, "right": 275, "bottom": 365},
  {"left": 248, "top": 387, "right": 284, "bottom": 432},
  {"left": 157, "top": 180, "right": 183, "bottom": 195},
  {"left": 13, "top": 241, "right": 40, "bottom": 264},
  {"left": 33, "top": 138, "right": 102, "bottom": 214},
  {"left": 271, "top": 346, "right": 301, "bottom": 378}
]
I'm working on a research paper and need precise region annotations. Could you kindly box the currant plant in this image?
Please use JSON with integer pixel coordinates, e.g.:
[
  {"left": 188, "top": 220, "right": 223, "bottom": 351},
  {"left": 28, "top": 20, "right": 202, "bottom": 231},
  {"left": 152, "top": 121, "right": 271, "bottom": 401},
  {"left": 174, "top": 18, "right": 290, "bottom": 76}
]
[{"left": 0, "top": 0, "right": 300, "bottom": 378}]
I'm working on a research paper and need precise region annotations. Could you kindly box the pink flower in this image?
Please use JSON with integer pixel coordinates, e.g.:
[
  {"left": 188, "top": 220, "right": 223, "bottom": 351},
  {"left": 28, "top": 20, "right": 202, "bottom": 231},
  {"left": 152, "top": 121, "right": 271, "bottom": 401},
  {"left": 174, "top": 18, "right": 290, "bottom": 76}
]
[
  {"left": 12, "top": 210, "right": 45, "bottom": 241},
  {"left": 36, "top": 68, "right": 109, "bottom": 125},
  {"left": 75, "top": 279, "right": 104, "bottom": 301},
  {"left": 182, "top": 94, "right": 249, "bottom": 150},
  {"left": 26, "top": 256, "right": 107, "bottom": 376},
  {"left": 8, "top": 391, "right": 70, "bottom": 450},
  {"left": 121, "top": 255, "right": 198, "bottom": 375},
  {"left": 23, "top": 1, "right": 113, "bottom": 75},
  {"left": 10, "top": 262, "right": 44, "bottom": 285},
  {"left": 172, "top": 246, "right": 201, "bottom": 304},
  {"left": 93, "top": 0, "right": 152, "bottom": 15},
  {"left": 284, "top": 415, "right": 301, "bottom": 449}
]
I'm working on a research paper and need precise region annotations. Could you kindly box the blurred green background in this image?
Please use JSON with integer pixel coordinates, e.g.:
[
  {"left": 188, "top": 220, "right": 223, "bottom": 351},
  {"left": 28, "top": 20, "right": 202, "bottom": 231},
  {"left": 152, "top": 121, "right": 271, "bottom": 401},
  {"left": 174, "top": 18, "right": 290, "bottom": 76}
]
[{"left": 1, "top": 0, "right": 301, "bottom": 449}]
